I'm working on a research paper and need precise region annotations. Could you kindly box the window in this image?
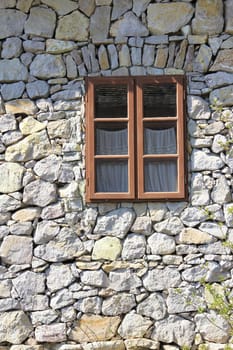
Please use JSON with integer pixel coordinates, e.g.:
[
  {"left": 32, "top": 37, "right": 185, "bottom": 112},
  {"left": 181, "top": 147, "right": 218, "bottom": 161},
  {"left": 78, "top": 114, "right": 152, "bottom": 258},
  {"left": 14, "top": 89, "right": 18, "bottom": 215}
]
[{"left": 85, "top": 76, "right": 186, "bottom": 201}]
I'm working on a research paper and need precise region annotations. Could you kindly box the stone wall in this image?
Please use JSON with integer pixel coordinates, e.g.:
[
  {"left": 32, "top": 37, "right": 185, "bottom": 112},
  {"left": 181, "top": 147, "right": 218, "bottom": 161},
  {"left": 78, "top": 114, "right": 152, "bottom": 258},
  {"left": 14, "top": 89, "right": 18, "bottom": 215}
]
[{"left": 0, "top": 0, "right": 233, "bottom": 349}]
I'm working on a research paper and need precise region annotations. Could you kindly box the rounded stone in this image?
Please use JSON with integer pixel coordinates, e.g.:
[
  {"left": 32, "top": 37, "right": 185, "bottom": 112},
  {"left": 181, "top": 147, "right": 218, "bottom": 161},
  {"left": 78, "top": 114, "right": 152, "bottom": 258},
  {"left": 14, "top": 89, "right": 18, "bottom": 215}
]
[{"left": 92, "top": 236, "right": 122, "bottom": 261}]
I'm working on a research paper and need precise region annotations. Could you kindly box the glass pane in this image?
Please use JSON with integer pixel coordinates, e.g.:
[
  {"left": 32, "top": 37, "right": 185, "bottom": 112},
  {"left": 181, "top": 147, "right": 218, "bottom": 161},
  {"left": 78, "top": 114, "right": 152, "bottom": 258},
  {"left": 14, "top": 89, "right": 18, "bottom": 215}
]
[
  {"left": 95, "top": 85, "right": 127, "bottom": 118},
  {"left": 96, "top": 159, "right": 128, "bottom": 192},
  {"left": 143, "top": 84, "right": 176, "bottom": 117},
  {"left": 144, "top": 159, "right": 177, "bottom": 192},
  {"left": 95, "top": 123, "right": 128, "bottom": 155},
  {"left": 144, "top": 124, "right": 177, "bottom": 154}
]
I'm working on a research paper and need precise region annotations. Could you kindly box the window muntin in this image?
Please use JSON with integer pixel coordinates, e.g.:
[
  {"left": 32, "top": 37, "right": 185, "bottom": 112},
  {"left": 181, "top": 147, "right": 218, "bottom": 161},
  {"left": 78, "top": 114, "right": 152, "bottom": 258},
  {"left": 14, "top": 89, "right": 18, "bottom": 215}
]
[{"left": 86, "top": 76, "right": 186, "bottom": 201}]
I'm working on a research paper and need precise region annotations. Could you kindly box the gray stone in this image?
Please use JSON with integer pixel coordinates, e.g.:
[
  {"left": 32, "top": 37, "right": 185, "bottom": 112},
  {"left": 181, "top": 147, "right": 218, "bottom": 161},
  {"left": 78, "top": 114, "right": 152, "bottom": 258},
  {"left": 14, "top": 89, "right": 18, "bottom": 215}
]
[
  {"left": 0, "top": 162, "right": 25, "bottom": 193},
  {"left": 74, "top": 296, "right": 102, "bottom": 314},
  {"left": 0, "top": 212, "right": 11, "bottom": 225},
  {"left": 66, "top": 55, "right": 77, "bottom": 79},
  {"left": 143, "top": 267, "right": 181, "bottom": 291},
  {"left": 205, "top": 72, "right": 233, "bottom": 88},
  {"left": 211, "top": 49, "right": 233, "bottom": 73},
  {"left": 199, "top": 222, "right": 227, "bottom": 240},
  {"left": 9, "top": 222, "right": 33, "bottom": 236},
  {"left": 102, "top": 293, "right": 136, "bottom": 315},
  {"left": 137, "top": 293, "right": 166, "bottom": 320},
  {"left": 204, "top": 121, "right": 224, "bottom": 135},
  {"left": 23, "top": 40, "right": 45, "bottom": 53},
  {"left": 81, "top": 270, "right": 109, "bottom": 288},
  {"left": 188, "top": 95, "right": 210, "bottom": 120},
  {"left": 190, "top": 173, "right": 210, "bottom": 206},
  {"left": 0, "top": 58, "right": 28, "bottom": 82},
  {"left": 148, "top": 3, "right": 194, "bottom": 35},
  {"left": 148, "top": 232, "right": 176, "bottom": 255},
  {"left": 192, "top": 0, "right": 224, "bottom": 35},
  {"left": 181, "top": 207, "right": 208, "bottom": 227},
  {"left": 79, "top": 0, "right": 95, "bottom": 16},
  {"left": 225, "top": 0, "right": 233, "bottom": 34},
  {"left": 50, "top": 289, "right": 74, "bottom": 310},
  {"left": 195, "top": 313, "right": 230, "bottom": 343},
  {"left": 0, "top": 235, "right": 32, "bottom": 265},
  {"left": 212, "top": 134, "right": 227, "bottom": 153},
  {"left": 193, "top": 44, "right": 212, "bottom": 72},
  {"left": 34, "top": 155, "right": 62, "bottom": 182},
  {"left": 133, "top": 0, "right": 150, "bottom": 16},
  {"left": 0, "top": 194, "right": 21, "bottom": 212},
  {"left": 167, "top": 286, "right": 204, "bottom": 313},
  {"left": 26, "top": 81, "right": 49, "bottom": 99},
  {"left": 0, "top": 10, "right": 26, "bottom": 39},
  {"left": 1, "top": 82, "right": 25, "bottom": 101},
  {"left": 35, "top": 323, "right": 66, "bottom": 343},
  {"left": 41, "top": 202, "right": 64, "bottom": 220},
  {"left": 112, "top": 0, "right": 132, "bottom": 20},
  {"left": 210, "top": 85, "right": 233, "bottom": 106},
  {"left": 56, "top": 10, "right": 89, "bottom": 41},
  {"left": 41, "top": 0, "right": 79, "bottom": 15},
  {"left": 34, "top": 227, "right": 84, "bottom": 262},
  {"left": 94, "top": 208, "right": 136, "bottom": 239},
  {"left": 118, "top": 312, "right": 152, "bottom": 338},
  {"left": 0, "top": 279, "right": 12, "bottom": 298},
  {"left": 121, "top": 233, "right": 146, "bottom": 260},
  {"left": 110, "top": 12, "right": 149, "bottom": 37},
  {"left": 107, "top": 44, "right": 119, "bottom": 69},
  {"left": 152, "top": 315, "right": 195, "bottom": 347},
  {"left": 191, "top": 150, "right": 224, "bottom": 171},
  {"left": 143, "top": 45, "right": 155, "bottom": 66},
  {"left": 0, "top": 311, "right": 33, "bottom": 344},
  {"left": 34, "top": 220, "right": 60, "bottom": 244},
  {"left": 211, "top": 175, "right": 232, "bottom": 204},
  {"left": 154, "top": 217, "right": 184, "bottom": 236},
  {"left": 0, "top": 226, "right": 9, "bottom": 240},
  {"left": 109, "top": 269, "right": 141, "bottom": 291},
  {"left": 24, "top": 6, "right": 56, "bottom": 38},
  {"left": 0, "top": 298, "right": 20, "bottom": 312},
  {"left": 90, "top": 6, "right": 111, "bottom": 42},
  {"left": 1, "top": 37, "right": 22, "bottom": 58},
  {"left": 131, "top": 216, "right": 152, "bottom": 235},
  {"left": 224, "top": 204, "right": 233, "bottom": 227},
  {"left": 47, "top": 263, "right": 74, "bottom": 292},
  {"left": 30, "top": 309, "right": 58, "bottom": 325},
  {"left": 30, "top": 54, "right": 66, "bottom": 79},
  {"left": 23, "top": 179, "right": 57, "bottom": 207}
]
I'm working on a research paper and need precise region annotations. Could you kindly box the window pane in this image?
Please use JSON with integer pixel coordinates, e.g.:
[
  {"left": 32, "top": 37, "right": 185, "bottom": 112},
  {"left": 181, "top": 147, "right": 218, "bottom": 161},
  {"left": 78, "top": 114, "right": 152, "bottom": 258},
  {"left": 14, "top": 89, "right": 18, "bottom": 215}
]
[
  {"left": 96, "top": 159, "right": 128, "bottom": 192},
  {"left": 144, "top": 125, "right": 177, "bottom": 154},
  {"left": 95, "top": 123, "right": 128, "bottom": 155},
  {"left": 95, "top": 85, "right": 127, "bottom": 118},
  {"left": 143, "top": 84, "right": 176, "bottom": 117},
  {"left": 144, "top": 159, "right": 177, "bottom": 192}
]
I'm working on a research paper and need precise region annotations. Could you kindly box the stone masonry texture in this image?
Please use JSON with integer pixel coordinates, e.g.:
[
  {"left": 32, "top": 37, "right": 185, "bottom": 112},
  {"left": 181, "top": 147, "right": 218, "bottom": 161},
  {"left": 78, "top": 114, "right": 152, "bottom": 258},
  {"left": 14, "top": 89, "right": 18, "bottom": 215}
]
[{"left": 0, "top": 1, "right": 233, "bottom": 349}]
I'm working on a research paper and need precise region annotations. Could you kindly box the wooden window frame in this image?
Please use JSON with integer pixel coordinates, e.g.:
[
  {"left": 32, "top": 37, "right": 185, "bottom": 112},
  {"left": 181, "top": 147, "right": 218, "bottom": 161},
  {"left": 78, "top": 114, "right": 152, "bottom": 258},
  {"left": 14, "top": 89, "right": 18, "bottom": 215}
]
[{"left": 86, "top": 76, "right": 186, "bottom": 202}]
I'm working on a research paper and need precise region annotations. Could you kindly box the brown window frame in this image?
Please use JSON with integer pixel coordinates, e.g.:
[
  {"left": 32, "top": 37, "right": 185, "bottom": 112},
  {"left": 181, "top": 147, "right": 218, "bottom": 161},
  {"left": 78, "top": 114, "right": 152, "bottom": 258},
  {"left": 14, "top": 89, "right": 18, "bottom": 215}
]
[{"left": 85, "top": 76, "right": 186, "bottom": 202}]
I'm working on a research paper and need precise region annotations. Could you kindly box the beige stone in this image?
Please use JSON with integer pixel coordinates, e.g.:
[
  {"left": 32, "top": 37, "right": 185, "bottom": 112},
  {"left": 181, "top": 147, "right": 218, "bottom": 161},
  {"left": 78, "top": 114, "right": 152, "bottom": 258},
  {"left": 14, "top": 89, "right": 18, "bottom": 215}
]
[
  {"left": 19, "top": 117, "right": 46, "bottom": 135},
  {"left": 5, "top": 130, "right": 52, "bottom": 162},
  {"left": 0, "top": 163, "right": 25, "bottom": 193},
  {"left": 79, "top": 0, "right": 95, "bottom": 17},
  {"left": 0, "top": 311, "right": 33, "bottom": 344},
  {"left": 192, "top": 0, "right": 224, "bottom": 35},
  {"left": 102, "top": 261, "right": 146, "bottom": 273},
  {"left": 98, "top": 45, "right": 110, "bottom": 70},
  {"left": 83, "top": 341, "right": 125, "bottom": 350},
  {"left": 154, "top": 47, "right": 168, "bottom": 68},
  {"left": 16, "top": 0, "right": 33, "bottom": 13},
  {"left": 56, "top": 11, "right": 89, "bottom": 41},
  {"left": 174, "top": 40, "right": 188, "bottom": 69},
  {"left": 125, "top": 338, "right": 159, "bottom": 350},
  {"left": 69, "top": 315, "right": 121, "bottom": 342},
  {"left": 35, "top": 324, "right": 66, "bottom": 343},
  {"left": 148, "top": 3, "right": 194, "bottom": 34},
  {"left": 210, "top": 49, "right": 233, "bottom": 73},
  {"left": 5, "top": 99, "right": 37, "bottom": 115},
  {"left": 92, "top": 236, "right": 122, "bottom": 261},
  {"left": 193, "top": 44, "right": 212, "bottom": 73},
  {"left": 12, "top": 207, "right": 41, "bottom": 222},
  {"left": 0, "top": 0, "right": 16, "bottom": 8},
  {"left": 46, "top": 39, "right": 76, "bottom": 54},
  {"left": 41, "top": 0, "right": 79, "bottom": 15},
  {"left": 225, "top": 0, "right": 233, "bottom": 34},
  {"left": 179, "top": 227, "right": 215, "bottom": 244}
]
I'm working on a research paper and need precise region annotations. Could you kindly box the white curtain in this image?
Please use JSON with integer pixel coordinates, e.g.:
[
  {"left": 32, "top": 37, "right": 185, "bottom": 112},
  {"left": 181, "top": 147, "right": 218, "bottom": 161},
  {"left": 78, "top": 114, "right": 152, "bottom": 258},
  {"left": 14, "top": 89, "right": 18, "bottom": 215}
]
[
  {"left": 96, "top": 128, "right": 128, "bottom": 155},
  {"left": 144, "top": 127, "right": 176, "bottom": 154},
  {"left": 144, "top": 160, "right": 177, "bottom": 192},
  {"left": 96, "top": 160, "right": 128, "bottom": 192}
]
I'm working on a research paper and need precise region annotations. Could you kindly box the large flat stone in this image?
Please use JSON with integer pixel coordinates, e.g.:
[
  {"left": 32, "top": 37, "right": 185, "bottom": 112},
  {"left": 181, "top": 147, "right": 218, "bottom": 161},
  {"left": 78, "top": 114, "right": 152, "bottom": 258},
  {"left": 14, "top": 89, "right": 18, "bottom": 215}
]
[
  {"left": 192, "top": 0, "right": 224, "bottom": 35},
  {"left": 210, "top": 49, "right": 233, "bottom": 73},
  {"left": 90, "top": 6, "right": 111, "bottom": 42},
  {"left": 30, "top": 54, "right": 66, "bottom": 79},
  {"left": 0, "top": 311, "right": 33, "bottom": 344},
  {"left": 209, "top": 85, "right": 233, "bottom": 106},
  {"left": 0, "top": 59, "right": 28, "bottom": 82},
  {"left": 0, "top": 9, "right": 26, "bottom": 39},
  {"left": 225, "top": 0, "right": 233, "bottom": 34},
  {"left": 110, "top": 11, "right": 148, "bottom": 37},
  {"left": 0, "top": 163, "right": 25, "bottom": 193},
  {"left": 147, "top": 3, "right": 194, "bottom": 34},
  {"left": 0, "top": 235, "right": 33, "bottom": 265},
  {"left": 56, "top": 10, "right": 89, "bottom": 41},
  {"left": 24, "top": 6, "right": 56, "bottom": 38},
  {"left": 41, "top": 0, "right": 79, "bottom": 15}
]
